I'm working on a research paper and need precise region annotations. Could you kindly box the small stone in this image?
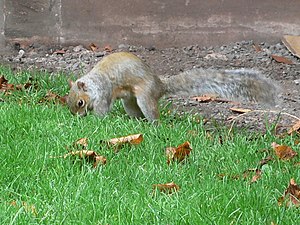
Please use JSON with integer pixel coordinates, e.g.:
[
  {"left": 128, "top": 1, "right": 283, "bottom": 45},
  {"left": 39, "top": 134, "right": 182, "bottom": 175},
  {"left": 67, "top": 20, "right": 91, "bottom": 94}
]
[
  {"left": 118, "top": 44, "right": 129, "bottom": 49},
  {"left": 17, "top": 49, "right": 25, "bottom": 58},
  {"left": 95, "top": 51, "right": 106, "bottom": 57},
  {"left": 73, "top": 45, "right": 84, "bottom": 52}
]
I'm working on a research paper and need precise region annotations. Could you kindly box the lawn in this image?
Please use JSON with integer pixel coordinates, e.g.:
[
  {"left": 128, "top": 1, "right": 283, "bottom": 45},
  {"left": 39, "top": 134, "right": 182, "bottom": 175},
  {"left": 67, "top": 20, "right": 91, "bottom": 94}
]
[{"left": 0, "top": 66, "right": 299, "bottom": 224}]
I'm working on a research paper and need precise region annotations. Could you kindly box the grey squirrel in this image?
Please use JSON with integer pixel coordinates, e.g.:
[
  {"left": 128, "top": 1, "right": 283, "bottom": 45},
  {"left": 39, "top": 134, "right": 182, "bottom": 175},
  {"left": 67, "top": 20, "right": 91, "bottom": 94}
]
[{"left": 67, "top": 52, "right": 280, "bottom": 121}]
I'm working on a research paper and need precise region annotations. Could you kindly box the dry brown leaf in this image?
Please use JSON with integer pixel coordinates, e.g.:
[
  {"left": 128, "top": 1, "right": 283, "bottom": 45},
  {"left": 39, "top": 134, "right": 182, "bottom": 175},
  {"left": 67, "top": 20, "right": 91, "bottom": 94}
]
[
  {"left": 73, "top": 137, "right": 88, "bottom": 149},
  {"left": 0, "top": 76, "right": 14, "bottom": 92},
  {"left": 39, "top": 91, "right": 67, "bottom": 105},
  {"left": 278, "top": 178, "right": 300, "bottom": 207},
  {"left": 105, "top": 134, "right": 143, "bottom": 152},
  {"left": 10, "top": 201, "right": 37, "bottom": 216},
  {"left": 94, "top": 155, "right": 107, "bottom": 167},
  {"left": 287, "top": 120, "right": 300, "bottom": 135},
  {"left": 243, "top": 168, "right": 256, "bottom": 179},
  {"left": 191, "top": 94, "right": 233, "bottom": 104},
  {"left": 104, "top": 45, "right": 112, "bottom": 52},
  {"left": 153, "top": 182, "right": 180, "bottom": 194},
  {"left": 64, "top": 150, "right": 106, "bottom": 168},
  {"left": 216, "top": 173, "right": 240, "bottom": 180},
  {"left": 271, "top": 142, "right": 298, "bottom": 160},
  {"left": 89, "top": 43, "right": 99, "bottom": 52},
  {"left": 0, "top": 75, "right": 8, "bottom": 87},
  {"left": 258, "top": 156, "right": 274, "bottom": 167},
  {"left": 229, "top": 107, "right": 252, "bottom": 114},
  {"left": 282, "top": 35, "right": 300, "bottom": 58},
  {"left": 166, "top": 141, "right": 192, "bottom": 164},
  {"left": 1, "top": 83, "right": 15, "bottom": 91},
  {"left": 294, "top": 162, "right": 300, "bottom": 166},
  {"left": 191, "top": 96, "right": 213, "bottom": 103},
  {"left": 250, "top": 169, "right": 262, "bottom": 183},
  {"left": 253, "top": 43, "right": 262, "bottom": 52},
  {"left": 107, "top": 134, "right": 143, "bottom": 146},
  {"left": 0, "top": 76, "right": 34, "bottom": 92},
  {"left": 53, "top": 49, "right": 66, "bottom": 55},
  {"left": 271, "top": 54, "right": 293, "bottom": 65}
]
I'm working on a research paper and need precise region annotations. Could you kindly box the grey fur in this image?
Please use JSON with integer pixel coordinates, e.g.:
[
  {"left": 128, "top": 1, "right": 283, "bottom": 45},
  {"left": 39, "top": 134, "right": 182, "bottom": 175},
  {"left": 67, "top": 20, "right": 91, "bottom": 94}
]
[{"left": 163, "top": 68, "right": 281, "bottom": 106}]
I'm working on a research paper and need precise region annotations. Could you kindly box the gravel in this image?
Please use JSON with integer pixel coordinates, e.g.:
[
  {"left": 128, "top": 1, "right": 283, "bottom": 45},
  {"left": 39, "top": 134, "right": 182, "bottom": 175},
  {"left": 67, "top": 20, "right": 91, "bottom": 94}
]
[{"left": 1, "top": 40, "right": 299, "bottom": 133}]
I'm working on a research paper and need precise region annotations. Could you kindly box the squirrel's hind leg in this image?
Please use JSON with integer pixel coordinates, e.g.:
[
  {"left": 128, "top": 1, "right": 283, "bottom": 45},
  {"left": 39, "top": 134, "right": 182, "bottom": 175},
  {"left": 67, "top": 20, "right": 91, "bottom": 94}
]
[{"left": 122, "top": 97, "right": 145, "bottom": 119}]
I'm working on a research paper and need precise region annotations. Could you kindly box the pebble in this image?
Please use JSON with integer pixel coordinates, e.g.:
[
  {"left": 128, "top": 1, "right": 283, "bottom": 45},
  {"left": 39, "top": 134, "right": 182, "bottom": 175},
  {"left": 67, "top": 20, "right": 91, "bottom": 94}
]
[{"left": 73, "top": 45, "right": 84, "bottom": 52}]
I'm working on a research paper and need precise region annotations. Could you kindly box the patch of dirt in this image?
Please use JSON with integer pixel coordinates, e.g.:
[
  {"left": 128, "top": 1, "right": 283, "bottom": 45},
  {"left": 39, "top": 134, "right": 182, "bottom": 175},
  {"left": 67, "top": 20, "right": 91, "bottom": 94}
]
[{"left": 1, "top": 40, "right": 299, "bottom": 133}]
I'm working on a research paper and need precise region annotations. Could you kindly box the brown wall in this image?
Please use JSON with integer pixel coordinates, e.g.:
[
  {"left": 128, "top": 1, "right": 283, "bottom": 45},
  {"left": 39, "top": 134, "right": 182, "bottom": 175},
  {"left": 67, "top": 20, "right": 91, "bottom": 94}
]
[{"left": 1, "top": 0, "right": 300, "bottom": 49}]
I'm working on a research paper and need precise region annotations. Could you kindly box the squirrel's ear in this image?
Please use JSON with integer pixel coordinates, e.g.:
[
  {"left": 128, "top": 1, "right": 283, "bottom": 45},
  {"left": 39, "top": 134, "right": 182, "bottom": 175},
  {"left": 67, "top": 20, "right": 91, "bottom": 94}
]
[
  {"left": 77, "top": 81, "right": 87, "bottom": 91},
  {"left": 68, "top": 80, "right": 74, "bottom": 88}
]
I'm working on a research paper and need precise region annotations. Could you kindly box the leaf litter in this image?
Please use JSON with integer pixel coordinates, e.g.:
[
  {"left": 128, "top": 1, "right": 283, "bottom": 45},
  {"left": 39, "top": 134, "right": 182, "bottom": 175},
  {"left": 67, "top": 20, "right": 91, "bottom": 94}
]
[
  {"left": 153, "top": 182, "right": 180, "bottom": 194},
  {"left": 165, "top": 141, "right": 192, "bottom": 165},
  {"left": 0, "top": 75, "right": 35, "bottom": 93},
  {"left": 278, "top": 178, "right": 300, "bottom": 207}
]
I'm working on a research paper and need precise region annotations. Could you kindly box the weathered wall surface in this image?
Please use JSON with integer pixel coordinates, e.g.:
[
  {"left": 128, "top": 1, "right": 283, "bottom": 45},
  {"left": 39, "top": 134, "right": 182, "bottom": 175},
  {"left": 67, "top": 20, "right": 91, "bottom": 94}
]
[
  {"left": 0, "top": 0, "right": 5, "bottom": 52},
  {"left": 1, "top": 0, "right": 300, "bottom": 49},
  {"left": 3, "top": 0, "right": 61, "bottom": 43}
]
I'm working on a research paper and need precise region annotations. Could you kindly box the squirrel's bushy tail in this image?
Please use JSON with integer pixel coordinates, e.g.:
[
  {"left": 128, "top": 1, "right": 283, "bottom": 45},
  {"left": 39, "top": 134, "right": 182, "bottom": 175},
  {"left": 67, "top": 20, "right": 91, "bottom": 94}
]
[{"left": 162, "top": 68, "right": 280, "bottom": 106}]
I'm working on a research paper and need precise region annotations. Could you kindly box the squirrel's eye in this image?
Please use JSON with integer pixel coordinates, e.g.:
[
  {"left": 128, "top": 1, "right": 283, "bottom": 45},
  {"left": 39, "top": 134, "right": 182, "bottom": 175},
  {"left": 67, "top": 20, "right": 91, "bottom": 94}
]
[{"left": 77, "top": 99, "right": 85, "bottom": 108}]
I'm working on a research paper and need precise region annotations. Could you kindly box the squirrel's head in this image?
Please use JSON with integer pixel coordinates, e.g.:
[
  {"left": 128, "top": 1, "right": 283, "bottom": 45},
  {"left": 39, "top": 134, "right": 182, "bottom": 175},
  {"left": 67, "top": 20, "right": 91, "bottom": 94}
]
[{"left": 67, "top": 80, "right": 91, "bottom": 117}]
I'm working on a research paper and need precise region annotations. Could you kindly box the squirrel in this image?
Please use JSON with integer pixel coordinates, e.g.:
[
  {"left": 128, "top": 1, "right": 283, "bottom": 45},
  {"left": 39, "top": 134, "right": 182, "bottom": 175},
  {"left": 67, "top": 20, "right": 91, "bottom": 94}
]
[{"left": 67, "top": 52, "right": 280, "bottom": 121}]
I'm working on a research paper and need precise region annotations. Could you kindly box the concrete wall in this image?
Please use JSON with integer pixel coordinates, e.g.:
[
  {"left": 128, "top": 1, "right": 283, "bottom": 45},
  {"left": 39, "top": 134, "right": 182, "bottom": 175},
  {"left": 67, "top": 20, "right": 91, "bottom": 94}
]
[
  {"left": 1, "top": 0, "right": 300, "bottom": 49},
  {"left": 0, "top": 0, "right": 5, "bottom": 52}
]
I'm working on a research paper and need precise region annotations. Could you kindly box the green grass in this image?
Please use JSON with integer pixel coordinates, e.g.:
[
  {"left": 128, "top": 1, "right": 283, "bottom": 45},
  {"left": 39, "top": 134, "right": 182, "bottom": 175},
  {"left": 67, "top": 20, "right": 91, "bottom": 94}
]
[{"left": 0, "top": 66, "right": 299, "bottom": 224}]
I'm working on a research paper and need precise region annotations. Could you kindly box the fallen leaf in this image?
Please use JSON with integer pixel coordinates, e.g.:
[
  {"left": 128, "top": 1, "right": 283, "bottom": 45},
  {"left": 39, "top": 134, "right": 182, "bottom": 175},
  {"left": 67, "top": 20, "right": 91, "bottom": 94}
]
[
  {"left": 64, "top": 150, "right": 106, "bottom": 168},
  {"left": 187, "top": 130, "right": 198, "bottom": 136},
  {"left": 0, "top": 75, "right": 8, "bottom": 87},
  {"left": 191, "top": 96, "right": 213, "bottom": 102},
  {"left": 253, "top": 43, "right": 262, "bottom": 52},
  {"left": 229, "top": 107, "right": 252, "bottom": 114},
  {"left": 153, "top": 182, "right": 180, "bottom": 194},
  {"left": 218, "top": 135, "right": 223, "bottom": 145},
  {"left": 1, "top": 83, "right": 15, "bottom": 91},
  {"left": 53, "top": 49, "right": 66, "bottom": 55},
  {"left": 250, "top": 169, "right": 262, "bottom": 183},
  {"left": 0, "top": 76, "right": 14, "bottom": 92},
  {"left": 243, "top": 168, "right": 257, "bottom": 180},
  {"left": 287, "top": 120, "right": 300, "bottom": 135},
  {"left": 104, "top": 45, "right": 112, "bottom": 52},
  {"left": 278, "top": 178, "right": 300, "bottom": 207},
  {"left": 72, "top": 137, "right": 88, "bottom": 149},
  {"left": 258, "top": 156, "right": 273, "bottom": 167},
  {"left": 10, "top": 201, "right": 37, "bottom": 216},
  {"left": 106, "top": 134, "right": 143, "bottom": 151},
  {"left": 39, "top": 91, "right": 67, "bottom": 105},
  {"left": 282, "top": 35, "right": 300, "bottom": 58},
  {"left": 166, "top": 141, "right": 192, "bottom": 164},
  {"left": 271, "top": 55, "right": 293, "bottom": 65},
  {"left": 294, "top": 162, "right": 300, "bottom": 166},
  {"left": 271, "top": 142, "right": 298, "bottom": 160},
  {"left": 94, "top": 155, "right": 107, "bottom": 167},
  {"left": 89, "top": 43, "right": 99, "bottom": 52},
  {"left": 216, "top": 173, "right": 240, "bottom": 180},
  {"left": 190, "top": 95, "right": 234, "bottom": 104}
]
